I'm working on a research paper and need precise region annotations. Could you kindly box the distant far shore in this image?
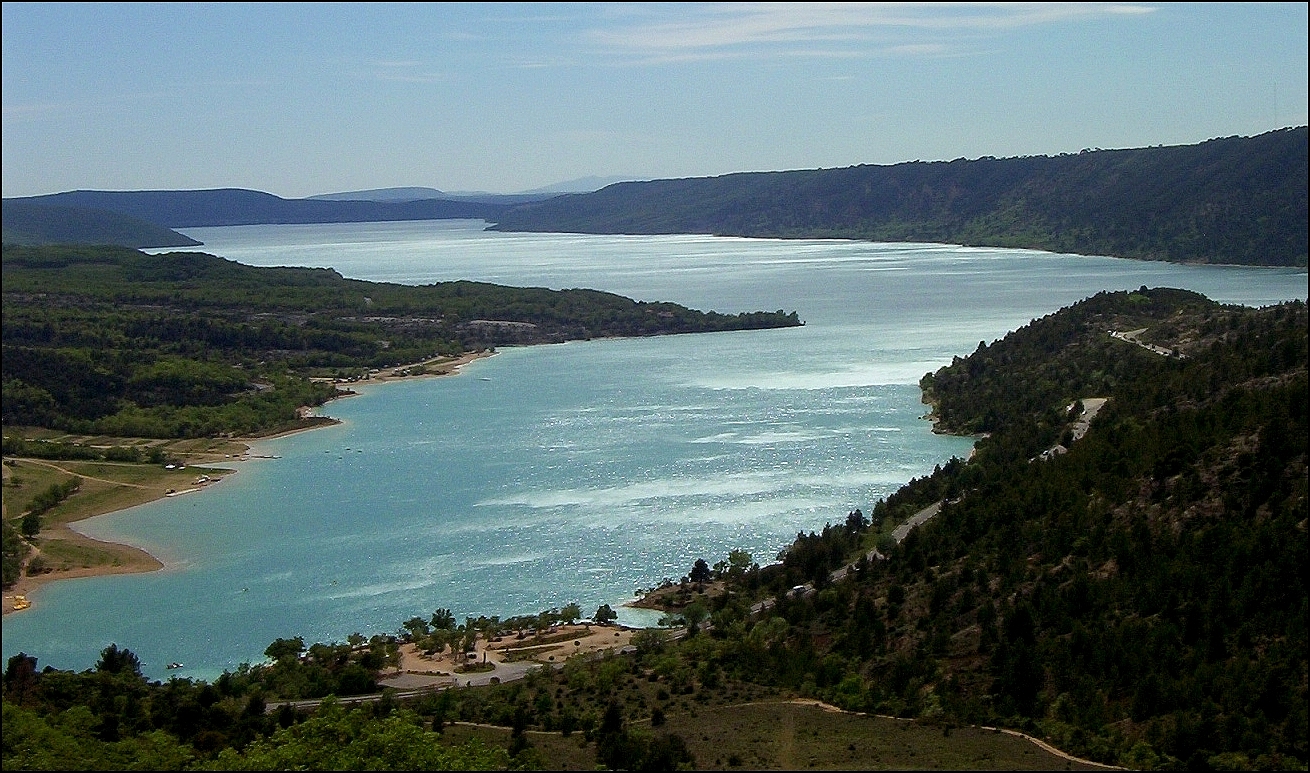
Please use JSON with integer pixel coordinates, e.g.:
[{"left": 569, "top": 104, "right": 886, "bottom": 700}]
[{"left": 1, "top": 350, "right": 495, "bottom": 616}]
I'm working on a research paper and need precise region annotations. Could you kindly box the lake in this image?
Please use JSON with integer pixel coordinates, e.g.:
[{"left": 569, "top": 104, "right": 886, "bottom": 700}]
[{"left": 3, "top": 220, "right": 1305, "bottom": 682}]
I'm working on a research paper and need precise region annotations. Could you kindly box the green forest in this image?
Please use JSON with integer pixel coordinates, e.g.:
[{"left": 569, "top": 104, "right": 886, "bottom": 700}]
[
  {"left": 4, "top": 288, "right": 1305, "bottom": 770},
  {"left": 490, "top": 128, "right": 1308, "bottom": 268},
  {"left": 0, "top": 243, "right": 801, "bottom": 438}
]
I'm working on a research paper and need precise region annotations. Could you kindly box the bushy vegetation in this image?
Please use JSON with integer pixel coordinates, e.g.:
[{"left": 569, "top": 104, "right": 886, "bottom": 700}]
[
  {"left": 0, "top": 436, "right": 170, "bottom": 465},
  {"left": 2, "top": 646, "right": 509, "bottom": 771},
  {"left": 1, "top": 518, "right": 26, "bottom": 588}
]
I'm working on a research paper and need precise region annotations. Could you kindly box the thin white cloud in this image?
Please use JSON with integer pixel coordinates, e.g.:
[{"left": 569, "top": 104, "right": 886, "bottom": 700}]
[
  {"left": 882, "top": 42, "right": 953, "bottom": 56},
  {"left": 374, "top": 72, "right": 451, "bottom": 84},
  {"left": 3, "top": 83, "right": 267, "bottom": 123},
  {"left": 2, "top": 102, "right": 65, "bottom": 122},
  {"left": 365, "top": 58, "right": 451, "bottom": 83},
  {"left": 586, "top": 2, "right": 1156, "bottom": 61}
]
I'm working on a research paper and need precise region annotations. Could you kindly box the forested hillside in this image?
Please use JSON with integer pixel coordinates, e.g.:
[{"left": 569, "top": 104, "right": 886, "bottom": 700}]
[
  {"left": 0, "top": 244, "right": 801, "bottom": 438},
  {"left": 749, "top": 288, "right": 1307, "bottom": 768},
  {"left": 491, "top": 127, "right": 1308, "bottom": 267},
  {"left": 1, "top": 201, "right": 202, "bottom": 249}
]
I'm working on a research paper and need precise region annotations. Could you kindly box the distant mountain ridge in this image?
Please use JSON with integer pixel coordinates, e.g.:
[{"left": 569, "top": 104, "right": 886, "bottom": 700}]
[
  {"left": 305, "top": 186, "right": 557, "bottom": 206},
  {"left": 490, "top": 127, "right": 1308, "bottom": 267},
  {"left": 4, "top": 129, "right": 1304, "bottom": 265},
  {"left": 519, "top": 175, "right": 645, "bottom": 194},
  {"left": 305, "top": 186, "right": 452, "bottom": 202},
  {"left": 0, "top": 200, "right": 201, "bottom": 249},
  {"left": 304, "top": 176, "right": 641, "bottom": 201},
  {"left": 4, "top": 188, "right": 507, "bottom": 230}
]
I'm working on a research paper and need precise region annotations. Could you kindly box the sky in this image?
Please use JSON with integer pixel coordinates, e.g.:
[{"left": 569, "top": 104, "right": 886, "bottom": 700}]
[{"left": 2, "top": 2, "right": 1307, "bottom": 199}]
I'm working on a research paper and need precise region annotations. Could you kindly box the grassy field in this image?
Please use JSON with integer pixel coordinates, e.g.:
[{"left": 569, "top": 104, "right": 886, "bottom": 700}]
[
  {"left": 4, "top": 458, "right": 235, "bottom": 522},
  {"left": 437, "top": 700, "right": 1110, "bottom": 770},
  {"left": 2, "top": 434, "right": 246, "bottom": 584}
]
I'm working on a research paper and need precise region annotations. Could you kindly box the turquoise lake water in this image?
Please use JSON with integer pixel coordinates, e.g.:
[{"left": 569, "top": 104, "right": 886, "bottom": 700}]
[{"left": 4, "top": 221, "right": 1305, "bottom": 682}]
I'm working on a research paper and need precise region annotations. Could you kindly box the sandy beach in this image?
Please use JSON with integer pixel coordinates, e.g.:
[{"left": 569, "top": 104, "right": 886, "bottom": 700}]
[{"left": 1, "top": 350, "right": 495, "bottom": 616}]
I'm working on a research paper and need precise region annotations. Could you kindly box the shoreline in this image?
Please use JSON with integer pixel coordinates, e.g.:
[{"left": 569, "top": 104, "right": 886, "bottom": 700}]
[{"left": 1, "top": 350, "right": 495, "bottom": 616}]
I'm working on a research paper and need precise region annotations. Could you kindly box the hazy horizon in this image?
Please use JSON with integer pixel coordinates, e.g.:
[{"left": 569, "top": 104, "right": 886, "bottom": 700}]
[{"left": 4, "top": 3, "right": 1306, "bottom": 199}]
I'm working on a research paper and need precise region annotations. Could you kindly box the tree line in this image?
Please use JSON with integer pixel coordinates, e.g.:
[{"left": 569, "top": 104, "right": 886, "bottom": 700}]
[{"left": 1, "top": 244, "right": 800, "bottom": 437}]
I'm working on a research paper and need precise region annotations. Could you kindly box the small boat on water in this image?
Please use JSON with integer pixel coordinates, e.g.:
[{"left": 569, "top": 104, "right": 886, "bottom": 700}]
[{"left": 166, "top": 662, "right": 184, "bottom": 670}]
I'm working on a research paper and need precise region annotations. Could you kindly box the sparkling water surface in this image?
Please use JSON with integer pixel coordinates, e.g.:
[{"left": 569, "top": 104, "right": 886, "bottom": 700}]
[{"left": 4, "top": 220, "right": 1304, "bottom": 682}]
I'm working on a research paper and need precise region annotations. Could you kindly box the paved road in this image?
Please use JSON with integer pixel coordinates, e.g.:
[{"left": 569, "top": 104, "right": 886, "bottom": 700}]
[
  {"left": 890, "top": 501, "right": 942, "bottom": 543},
  {"left": 753, "top": 498, "right": 947, "bottom": 614},
  {"left": 1110, "top": 329, "right": 1180, "bottom": 358}
]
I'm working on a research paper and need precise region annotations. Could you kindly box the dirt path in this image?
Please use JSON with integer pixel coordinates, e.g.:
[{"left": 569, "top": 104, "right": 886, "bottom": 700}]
[
  {"left": 21, "top": 459, "right": 161, "bottom": 490},
  {"left": 787, "top": 699, "right": 1123, "bottom": 769},
  {"left": 776, "top": 703, "right": 797, "bottom": 769},
  {"left": 2, "top": 458, "right": 187, "bottom": 615}
]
